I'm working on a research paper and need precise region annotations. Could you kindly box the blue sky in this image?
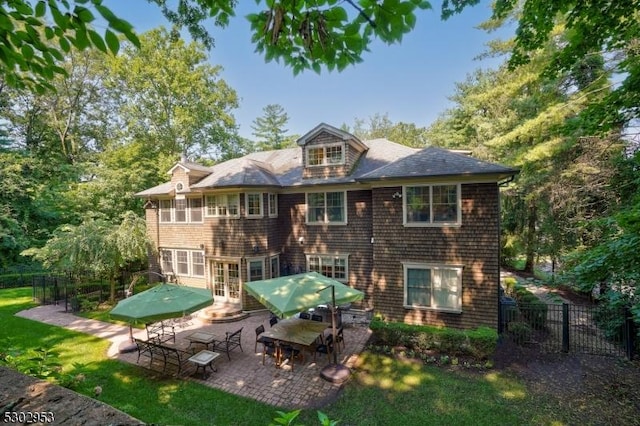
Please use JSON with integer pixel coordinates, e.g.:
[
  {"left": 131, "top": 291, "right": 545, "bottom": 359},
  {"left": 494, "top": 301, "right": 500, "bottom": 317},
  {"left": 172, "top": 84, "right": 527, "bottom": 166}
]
[{"left": 107, "top": 1, "right": 512, "bottom": 140}]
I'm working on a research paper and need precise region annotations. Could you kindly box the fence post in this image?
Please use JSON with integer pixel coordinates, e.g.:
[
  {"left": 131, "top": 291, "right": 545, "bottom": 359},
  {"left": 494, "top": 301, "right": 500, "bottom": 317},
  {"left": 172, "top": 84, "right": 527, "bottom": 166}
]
[
  {"left": 625, "top": 307, "right": 635, "bottom": 360},
  {"left": 562, "top": 303, "right": 570, "bottom": 353}
]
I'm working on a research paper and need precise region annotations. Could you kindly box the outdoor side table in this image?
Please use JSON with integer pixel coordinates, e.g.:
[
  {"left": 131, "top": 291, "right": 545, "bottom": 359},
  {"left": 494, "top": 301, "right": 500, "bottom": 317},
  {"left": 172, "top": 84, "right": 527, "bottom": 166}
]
[
  {"left": 188, "top": 350, "right": 220, "bottom": 379},
  {"left": 186, "top": 331, "right": 217, "bottom": 350}
]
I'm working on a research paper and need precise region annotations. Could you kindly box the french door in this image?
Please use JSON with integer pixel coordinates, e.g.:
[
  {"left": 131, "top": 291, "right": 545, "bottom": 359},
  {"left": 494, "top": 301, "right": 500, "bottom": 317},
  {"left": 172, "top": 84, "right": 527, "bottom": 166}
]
[{"left": 211, "top": 261, "right": 240, "bottom": 303}]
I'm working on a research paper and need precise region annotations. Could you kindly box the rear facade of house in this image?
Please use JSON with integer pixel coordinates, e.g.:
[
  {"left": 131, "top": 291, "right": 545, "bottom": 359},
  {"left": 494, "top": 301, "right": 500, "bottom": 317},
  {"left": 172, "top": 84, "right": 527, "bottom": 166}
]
[{"left": 136, "top": 123, "right": 517, "bottom": 330}]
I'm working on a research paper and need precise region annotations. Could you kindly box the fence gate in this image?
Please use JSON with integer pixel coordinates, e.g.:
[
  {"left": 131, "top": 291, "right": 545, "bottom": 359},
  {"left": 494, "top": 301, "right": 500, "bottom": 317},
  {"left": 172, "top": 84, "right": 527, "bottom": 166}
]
[{"left": 501, "top": 301, "right": 635, "bottom": 360}]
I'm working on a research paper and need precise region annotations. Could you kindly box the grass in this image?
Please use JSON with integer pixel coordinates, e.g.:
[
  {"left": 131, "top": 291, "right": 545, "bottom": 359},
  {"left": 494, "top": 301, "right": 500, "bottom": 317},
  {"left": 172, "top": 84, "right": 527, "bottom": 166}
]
[{"left": 1, "top": 287, "right": 577, "bottom": 425}]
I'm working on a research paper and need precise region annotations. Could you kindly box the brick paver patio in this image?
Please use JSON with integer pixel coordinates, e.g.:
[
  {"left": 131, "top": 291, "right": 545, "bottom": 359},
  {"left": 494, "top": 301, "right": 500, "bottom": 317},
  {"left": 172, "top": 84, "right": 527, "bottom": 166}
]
[{"left": 17, "top": 305, "right": 372, "bottom": 409}]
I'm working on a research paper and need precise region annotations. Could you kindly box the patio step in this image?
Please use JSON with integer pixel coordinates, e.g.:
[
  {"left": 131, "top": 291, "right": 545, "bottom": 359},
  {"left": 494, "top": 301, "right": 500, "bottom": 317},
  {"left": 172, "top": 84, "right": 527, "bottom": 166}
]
[{"left": 198, "top": 304, "right": 249, "bottom": 324}]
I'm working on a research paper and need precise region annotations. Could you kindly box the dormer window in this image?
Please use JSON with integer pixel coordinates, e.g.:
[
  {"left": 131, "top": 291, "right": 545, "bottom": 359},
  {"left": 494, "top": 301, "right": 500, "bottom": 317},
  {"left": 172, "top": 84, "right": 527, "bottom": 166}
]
[
  {"left": 306, "top": 143, "right": 344, "bottom": 166},
  {"left": 175, "top": 181, "right": 185, "bottom": 192}
]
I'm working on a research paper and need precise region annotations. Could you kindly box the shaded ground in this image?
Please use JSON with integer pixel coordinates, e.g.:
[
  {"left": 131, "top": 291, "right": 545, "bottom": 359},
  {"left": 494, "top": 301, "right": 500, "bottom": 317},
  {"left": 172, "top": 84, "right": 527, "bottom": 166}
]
[
  {"left": 0, "top": 366, "right": 142, "bottom": 425},
  {"left": 492, "top": 338, "right": 640, "bottom": 425},
  {"left": 496, "top": 269, "right": 640, "bottom": 425}
]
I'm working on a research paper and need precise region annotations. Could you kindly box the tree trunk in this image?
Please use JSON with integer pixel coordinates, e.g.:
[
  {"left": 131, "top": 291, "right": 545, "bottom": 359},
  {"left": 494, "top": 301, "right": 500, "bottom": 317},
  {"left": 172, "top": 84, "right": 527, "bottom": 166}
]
[{"left": 523, "top": 200, "right": 537, "bottom": 273}]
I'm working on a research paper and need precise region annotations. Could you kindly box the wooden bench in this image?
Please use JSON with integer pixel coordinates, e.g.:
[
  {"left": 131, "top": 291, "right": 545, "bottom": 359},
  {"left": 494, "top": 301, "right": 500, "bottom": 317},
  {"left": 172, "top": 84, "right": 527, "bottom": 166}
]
[
  {"left": 212, "top": 327, "right": 243, "bottom": 361},
  {"left": 133, "top": 338, "right": 192, "bottom": 375},
  {"left": 145, "top": 321, "right": 176, "bottom": 344}
]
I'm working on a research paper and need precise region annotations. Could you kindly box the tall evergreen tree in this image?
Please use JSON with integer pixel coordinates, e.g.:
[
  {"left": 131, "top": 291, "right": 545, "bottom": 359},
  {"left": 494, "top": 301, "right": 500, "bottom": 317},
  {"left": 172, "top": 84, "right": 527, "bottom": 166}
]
[{"left": 251, "top": 104, "right": 293, "bottom": 151}]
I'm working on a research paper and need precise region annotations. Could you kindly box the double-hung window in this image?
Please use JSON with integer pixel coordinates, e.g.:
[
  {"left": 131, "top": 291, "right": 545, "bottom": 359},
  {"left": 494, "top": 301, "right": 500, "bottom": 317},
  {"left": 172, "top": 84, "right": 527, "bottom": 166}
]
[
  {"left": 189, "top": 197, "right": 203, "bottom": 222},
  {"left": 247, "top": 258, "right": 264, "bottom": 281},
  {"left": 403, "top": 263, "right": 462, "bottom": 312},
  {"left": 159, "top": 199, "right": 172, "bottom": 222},
  {"left": 268, "top": 193, "right": 278, "bottom": 217},
  {"left": 270, "top": 255, "right": 279, "bottom": 279},
  {"left": 160, "top": 249, "right": 205, "bottom": 278},
  {"left": 306, "top": 191, "right": 346, "bottom": 224},
  {"left": 160, "top": 249, "right": 173, "bottom": 273},
  {"left": 246, "top": 193, "right": 263, "bottom": 218},
  {"left": 404, "top": 184, "right": 460, "bottom": 226},
  {"left": 192, "top": 251, "right": 205, "bottom": 277},
  {"left": 205, "top": 194, "right": 240, "bottom": 217},
  {"left": 159, "top": 198, "right": 202, "bottom": 223},
  {"left": 307, "top": 255, "right": 348, "bottom": 282}
]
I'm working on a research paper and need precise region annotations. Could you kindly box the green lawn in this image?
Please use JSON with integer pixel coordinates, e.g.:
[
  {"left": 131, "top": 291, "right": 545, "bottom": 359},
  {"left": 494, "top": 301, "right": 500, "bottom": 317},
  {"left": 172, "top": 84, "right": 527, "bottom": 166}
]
[{"left": 1, "top": 287, "right": 572, "bottom": 425}]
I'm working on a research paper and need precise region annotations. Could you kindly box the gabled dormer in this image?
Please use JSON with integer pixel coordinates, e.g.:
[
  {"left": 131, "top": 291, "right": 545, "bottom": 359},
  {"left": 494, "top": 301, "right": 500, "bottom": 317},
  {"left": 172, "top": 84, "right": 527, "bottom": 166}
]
[
  {"left": 297, "top": 123, "right": 368, "bottom": 179},
  {"left": 167, "top": 154, "right": 212, "bottom": 194}
]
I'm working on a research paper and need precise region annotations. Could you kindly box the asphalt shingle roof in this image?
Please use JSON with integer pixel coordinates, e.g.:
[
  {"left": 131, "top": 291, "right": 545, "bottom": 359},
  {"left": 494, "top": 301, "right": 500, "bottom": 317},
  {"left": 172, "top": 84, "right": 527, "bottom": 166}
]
[
  {"left": 135, "top": 138, "right": 516, "bottom": 197},
  {"left": 359, "top": 146, "right": 517, "bottom": 181}
]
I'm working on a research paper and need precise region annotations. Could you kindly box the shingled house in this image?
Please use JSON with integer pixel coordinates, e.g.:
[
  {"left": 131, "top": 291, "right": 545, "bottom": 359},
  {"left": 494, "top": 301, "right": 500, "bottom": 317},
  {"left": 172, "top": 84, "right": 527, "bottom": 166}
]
[{"left": 136, "top": 123, "right": 517, "bottom": 329}]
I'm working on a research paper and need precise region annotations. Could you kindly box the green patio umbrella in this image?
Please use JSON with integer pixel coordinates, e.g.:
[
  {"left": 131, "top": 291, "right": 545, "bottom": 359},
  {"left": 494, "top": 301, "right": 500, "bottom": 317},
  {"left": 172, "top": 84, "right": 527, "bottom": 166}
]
[
  {"left": 243, "top": 272, "right": 364, "bottom": 318},
  {"left": 109, "top": 283, "right": 213, "bottom": 340}
]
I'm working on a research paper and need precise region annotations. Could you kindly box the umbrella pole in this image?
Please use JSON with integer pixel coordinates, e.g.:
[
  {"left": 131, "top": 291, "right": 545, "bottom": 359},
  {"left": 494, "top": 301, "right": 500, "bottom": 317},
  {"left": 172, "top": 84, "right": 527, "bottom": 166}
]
[
  {"left": 129, "top": 324, "right": 134, "bottom": 342},
  {"left": 331, "top": 285, "right": 338, "bottom": 365}
]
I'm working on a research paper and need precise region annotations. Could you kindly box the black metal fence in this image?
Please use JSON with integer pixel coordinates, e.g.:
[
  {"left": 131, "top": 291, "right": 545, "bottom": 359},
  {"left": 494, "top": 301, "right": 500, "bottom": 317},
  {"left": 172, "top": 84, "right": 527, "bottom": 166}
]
[
  {"left": 501, "top": 300, "right": 636, "bottom": 360},
  {"left": 0, "top": 266, "right": 47, "bottom": 289},
  {"left": 30, "top": 271, "right": 131, "bottom": 312}
]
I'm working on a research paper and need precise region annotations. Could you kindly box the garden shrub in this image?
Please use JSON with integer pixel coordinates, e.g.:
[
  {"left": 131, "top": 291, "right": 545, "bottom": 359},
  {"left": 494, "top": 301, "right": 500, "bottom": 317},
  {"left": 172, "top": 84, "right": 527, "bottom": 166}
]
[
  {"left": 508, "top": 321, "right": 532, "bottom": 345},
  {"left": 369, "top": 318, "right": 498, "bottom": 361},
  {"left": 512, "top": 286, "right": 548, "bottom": 330}
]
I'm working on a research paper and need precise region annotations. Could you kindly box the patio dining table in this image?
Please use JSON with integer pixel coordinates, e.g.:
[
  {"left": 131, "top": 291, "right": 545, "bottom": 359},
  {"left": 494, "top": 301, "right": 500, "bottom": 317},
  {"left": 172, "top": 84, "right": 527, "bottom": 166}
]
[{"left": 261, "top": 318, "right": 330, "bottom": 367}]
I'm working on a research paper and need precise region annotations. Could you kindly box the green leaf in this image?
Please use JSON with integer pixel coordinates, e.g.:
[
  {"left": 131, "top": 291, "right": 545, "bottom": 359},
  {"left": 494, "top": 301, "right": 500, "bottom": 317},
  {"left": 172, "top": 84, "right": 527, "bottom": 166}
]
[
  {"left": 88, "top": 29, "right": 106, "bottom": 52},
  {"left": 58, "top": 36, "right": 70, "bottom": 52},
  {"left": 35, "top": 1, "right": 47, "bottom": 18},
  {"left": 105, "top": 29, "right": 119, "bottom": 55},
  {"left": 71, "top": 29, "right": 90, "bottom": 50},
  {"left": 50, "top": 5, "right": 69, "bottom": 31},
  {"left": 21, "top": 44, "right": 34, "bottom": 60},
  {"left": 74, "top": 6, "right": 95, "bottom": 23}
]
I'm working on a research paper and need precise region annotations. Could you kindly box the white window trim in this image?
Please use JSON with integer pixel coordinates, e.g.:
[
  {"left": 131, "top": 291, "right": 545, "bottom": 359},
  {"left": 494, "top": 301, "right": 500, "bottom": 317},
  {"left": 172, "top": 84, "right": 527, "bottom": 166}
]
[
  {"left": 159, "top": 197, "right": 203, "bottom": 223},
  {"left": 205, "top": 193, "right": 240, "bottom": 218},
  {"left": 191, "top": 251, "right": 205, "bottom": 277},
  {"left": 402, "top": 262, "right": 463, "bottom": 313},
  {"left": 159, "top": 249, "right": 206, "bottom": 278},
  {"left": 268, "top": 193, "right": 278, "bottom": 218},
  {"left": 305, "top": 254, "right": 349, "bottom": 283},
  {"left": 270, "top": 254, "right": 280, "bottom": 279},
  {"left": 402, "top": 184, "right": 462, "bottom": 227},
  {"left": 188, "top": 197, "right": 203, "bottom": 223},
  {"left": 305, "top": 143, "right": 345, "bottom": 167},
  {"left": 246, "top": 257, "right": 265, "bottom": 282},
  {"left": 305, "top": 191, "right": 348, "bottom": 225},
  {"left": 159, "top": 199, "right": 173, "bottom": 223},
  {"left": 245, "top": 192, "right": 264, "bottom": 218}
]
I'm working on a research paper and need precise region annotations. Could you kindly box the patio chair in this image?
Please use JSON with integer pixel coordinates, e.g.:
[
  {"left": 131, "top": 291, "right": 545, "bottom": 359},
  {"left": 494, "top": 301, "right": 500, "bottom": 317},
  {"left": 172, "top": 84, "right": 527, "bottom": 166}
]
[
  {"left": 212, "top": 327, "right": 243, "bottom": 361},
  {"left": 314, "top": 334, "right": 334, "bottom": 362},
  {"left": 281, "top": 344, "right": 304, "bottom": 371},
  {"left": 262, "top": 340, "right": 277, "bottom": 365},
  {"left": 269, "top": 316, "right": 278, "bottom": 327},
  {"left": 311, "top": 314, "right": 323, "bottom": 322},
  {"left": 299, "top": 312, "right": 310, "bottom": 320},
  {"left": 255, "top": 324, "right": 273, "bottom": 353}
]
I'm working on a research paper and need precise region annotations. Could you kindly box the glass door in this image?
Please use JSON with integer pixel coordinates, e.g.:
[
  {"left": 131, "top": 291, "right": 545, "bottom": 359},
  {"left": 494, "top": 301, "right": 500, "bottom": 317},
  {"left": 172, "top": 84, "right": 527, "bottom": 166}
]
[{"left": 212, "top": 261, "right": 240, "bottom": 303}]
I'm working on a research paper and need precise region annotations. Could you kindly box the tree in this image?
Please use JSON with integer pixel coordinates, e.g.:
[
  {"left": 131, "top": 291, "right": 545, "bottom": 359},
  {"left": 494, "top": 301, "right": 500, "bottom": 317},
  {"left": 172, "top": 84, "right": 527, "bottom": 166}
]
[
  {"left": 346, "top": 113, "right": 429, "bottom": 147},
  {"left": 106, "top": 27, "right": 239, "bottom": 161},
  {"left": 0, "top": 0, "right": 139, "bottom": 93},
  {"left": 2, "top": 48, "right": 111, "bottom": 163},
  {"left": 152, "top": 0, "right": 432, "bottom": 74},
  {"left": 444, "top": 0, "right": 640, "bottom": 137},
  {"left": 251, "top": 104, "right": 293, "bottom": 151},
  {"left": 22, "top": 211, "right": 151, "bottom": 302},
  {"left": 426, "top": 23, "right": 625, "bottom": 273}
]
